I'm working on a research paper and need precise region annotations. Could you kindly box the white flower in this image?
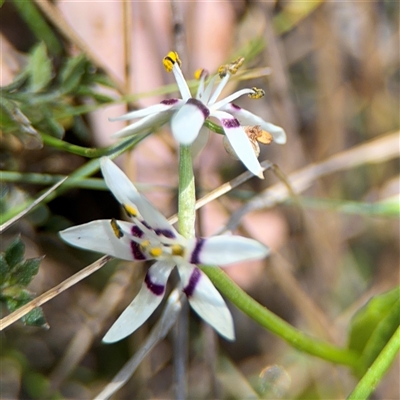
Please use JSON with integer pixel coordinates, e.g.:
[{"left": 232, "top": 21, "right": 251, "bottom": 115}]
[
  {"left": 110, "top": 52, "right": 286, "bottom": 179},
  {"left": 59, "top": 158, "right": 269, "bottom": 343}
]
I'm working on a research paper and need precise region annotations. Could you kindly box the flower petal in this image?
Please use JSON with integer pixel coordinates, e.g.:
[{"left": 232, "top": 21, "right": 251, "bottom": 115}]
[
  {"left": 103, "top": 260, "right": 175, "bottom": 343},
  {"left": 199, "top": 74, "right": 218, "bottom": 104},
  {"left": 222, "top": 104, "right": 287, "bottom": 144},
  {"left": 171, "top": 62, "right": 191, "bottom": 102},
  {"left": 191, "top": 126, "right": 209, "bottom": 159},
  {"left": 100, "top": 158, "right": 179, "bottom": 238},
  {"left": 171, "top": 98, "right": 210, "bottom": 145},
  {"left": 211, "top": 88, "right": 255, "bottom": 111},
  {"left": 190, "top": 235, "right": 270, "bottom": 266},
  {"left": 59, "top": 220, "right": 142, "bottom": 261},
  {"left": 109, "top": 102, "right": 179, "bottom": 122},
  {"left": 211, "top": 110, "right": 264, "bottom": 178},
  {"left": 207, "top": 74, "right": 230, "bottom": 106},
  {"left": 178, "top": 265, "right": 235, "bottom": 340}
]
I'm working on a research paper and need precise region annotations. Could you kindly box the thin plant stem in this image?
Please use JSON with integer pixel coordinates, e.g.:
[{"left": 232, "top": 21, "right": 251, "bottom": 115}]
[
  {"left": 176, "top": 145, "right": 195, "bottom": 400},
  {"left": 178, "top": 145, "right": 196, "bottom": 237},
  {"left": 200, "top": 265, "right": 362, "bottom": 371},
  {"left": 1, "top": 133, "right": 149, "bottom": 225},
  {"left": 0, "top": 171, "right": 107, "bottom": 190},
  {"left": 347, "top": 325, "right": 400, "bottom": 400},
  {"left": 40, "top": 132, "right": 144, "bottom": 158}
]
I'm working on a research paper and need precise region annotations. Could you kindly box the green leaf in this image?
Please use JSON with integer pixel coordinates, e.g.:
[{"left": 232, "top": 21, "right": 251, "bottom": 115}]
[
  {"left": 348, "top": 287, "right": 400, "bottom": 375},
  {"left": 22, "top": 307, "right": 47, "bottom": 328},
  {"left": 0, "top": 254, "right": 9, "bottom": 286},
  {"left": 28, "top": 43, "right": 53, "bottom": 92},
  {"left": 58, "top": 54, "right": 87, "bottom": 93},
  {"left": 11, "top": 257, "right": 43, "bottom": 287},
  {"left": 6, "top": 289, "right": 48, "bottom": 328},
  {"left": 4, "top": 237, "right": 25, "bottom": 268}
]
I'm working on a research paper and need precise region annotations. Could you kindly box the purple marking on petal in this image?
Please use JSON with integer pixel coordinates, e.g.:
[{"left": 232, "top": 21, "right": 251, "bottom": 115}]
[
  {"left": 131, "top": 226, "right": 143, "bottom": 237},
  {"left": 155, "top": 228, "right": 176, "bottom": 239},
  {"left": 190, "top": 238, "right": 205, "bottom": 264},
  {"left": 222, "top": 118, "right": 240, "bottom": 129},
  {"left": 131, "top": 242, "right": 146, "bottom": 260},
  {"left": 145, "top": 272, "right": 165, "bottom": 295},
  {"left": 231, "top": 103, "right": 241, "bottom": 110},
  {"left": 161, "top": 99, "right": 179, "bottom": 105},
  {"left": 187, "top": 98, "right": 210, "bottom": 119},
  {"left": 183, "top": 267, "right": 201, "bottom": 298},
  {"left": 141, "top": 221, "right": 152, "bottom": 230},
  {"left": 130, "top": 226, "right": 146, "bottom": 259}
]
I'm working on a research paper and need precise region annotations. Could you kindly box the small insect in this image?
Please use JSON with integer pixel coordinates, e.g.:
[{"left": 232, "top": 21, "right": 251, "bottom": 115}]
[{"left": 223, "top": 125, "right": 274, "bottom": 159}]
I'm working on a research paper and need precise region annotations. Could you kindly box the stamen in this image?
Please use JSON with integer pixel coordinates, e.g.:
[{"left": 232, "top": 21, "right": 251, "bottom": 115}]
[
  {"left": 149, "top": 247, "right": 163, "bottom": 257},
  {"left": 110, "top": 219, "right": 123, "bottom": 239},
  {"left": 218, "top": 64, "right": 229, "bottom": 78},
  {"left": 194, "top": 68, "right": 208, "bottom": 80},
  {"left": 248, "top": 87, "right": 265, "bottom": 99},
  {"left": 140, "top": 240, "right": 150, "bottom": 249},
  {"left": 172, "top": 244, "right": 184, "bottom": 256},
  {"left": 123, "top": 204, "right": 138, "bottom": 217},
  {"left": 163, "top": 51, "right": 181, "bottom": 72},
  {"left": 228, "top": 57, "right": 245, "bottom": 75}
]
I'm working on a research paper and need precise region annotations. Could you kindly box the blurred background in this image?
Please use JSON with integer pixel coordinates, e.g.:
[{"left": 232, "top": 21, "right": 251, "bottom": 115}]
[{"left": 0, "top": 0, "right": 399, "bottom": 399}]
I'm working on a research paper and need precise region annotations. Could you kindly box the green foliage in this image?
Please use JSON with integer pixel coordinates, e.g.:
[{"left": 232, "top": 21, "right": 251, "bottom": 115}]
[
  {"left": 0, "top": 237, "right": 47, "bottom": 327},
  {"left": 28, "top": 43, "right": 53, "bottom": 92},
  {"left": 348, "top": 287, "right": 400, "bottom": 375},
  {"left": 0, "top": 42, "right": 114, "bottom": 145}
]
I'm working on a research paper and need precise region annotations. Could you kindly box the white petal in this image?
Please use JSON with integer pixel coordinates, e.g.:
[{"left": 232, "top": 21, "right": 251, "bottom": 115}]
[
  {"left": 222, "top": 104, "right": 287, "bottom": 144},
  {"left": 199, "top": 74, "right": 218, "bottom": 104},
  {"left": 171, "top": 99, "right": 210, "bottom": 145},
  {"left": 109, "top": 102, "right": 178, "bottom": 122},
  {"left": 178, "top": 265, "right": 235, "bottom": 340},
  {"left": 195, "top": 69, "right": 208, "bottom": 100},
  {"left": 211, "top": 110, "right": 264, "bottom": 178},
  {"left": 59, "top": 220, "right": 140, "bottom": 261},
  {"left": 190, "top": 235, "right": 270, "bottom": 266},
  {"left": 191, "top": 126, "right": 209, "bottom": 159},
  {"left": 211, "top": 88, "right": 254, "bottom": 111},
  {"left": 207, "top": 74, "right": 230, "bottom": 106},
  {"left": 111, "top": 112, "right": 171, "bottom": 138},
  {"left": 172, "top": 63, "right": 191, "bottom": 101},
  {"left": 103, "top": 261, "right": 174, "bottom": 343},
  {"left": 100, "top": 158, "right": 179, "bottom": 238}
]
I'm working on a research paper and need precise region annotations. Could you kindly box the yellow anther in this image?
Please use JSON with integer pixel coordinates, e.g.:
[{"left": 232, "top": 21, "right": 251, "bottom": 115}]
[
  {"left": 218, "top": 64, "right": 229, "bottom": 78},
  {"left": 149, "top": 247, "right": 163, "bottom": 257},
  {"left": 140, "top": 240, "right": 150, "bottom": 249},
  {"left": 110, "top": 219, "right": 123, "bottom": 239},
  {"left": 163, "top": 51, "right": 181, "bottom": 72},
  {"left": 248, "top": 87, "right": 265, "bottom": 99},
  {"left": 218, "top": 56, "right": 245, "bottom": 78},
  {"left": 172, "top": 244, "right": 184, "bottom": 256},
  {"left": 123, "top": 204, "right": 137, "bottom": 217},
  {"left": 194, "top": 68, "right": 204, "bottom": 80},
  {"left": 228, "top": 56, "right": 245, "bottom": 75}
]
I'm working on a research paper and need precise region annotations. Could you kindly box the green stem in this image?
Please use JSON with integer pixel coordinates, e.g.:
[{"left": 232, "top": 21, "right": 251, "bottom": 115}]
[
  {"left": 175, "top": 140, "right": 361, "bottom": 370},
  {"left": 178, "top": 146, "right": 195, "bottom": 238},
  {"left": 0, "top": 171, "right": 107, "bottom": 190},
  {"left": 12, "top": 0, "right": 62, "bottom": 55},
  {"left": 347, "top": 325, "right": 400, "bottom": 399},
  {"left": 40, "top": 132, "right": 146, "bottom": 158},
  {"left": 1, "top": 133, "right": 148, "bottom": 224},
  {"left": 201, "top": 266, "right": 362, "bottom": 370}
]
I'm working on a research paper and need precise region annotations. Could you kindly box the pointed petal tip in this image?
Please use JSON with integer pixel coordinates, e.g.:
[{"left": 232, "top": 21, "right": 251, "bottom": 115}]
[
  {"left": 219, "top": 327, "right": 236, "bottom": 341},
  {"left": 256, "top": 170, "right": 265, "bottom": 179}
]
